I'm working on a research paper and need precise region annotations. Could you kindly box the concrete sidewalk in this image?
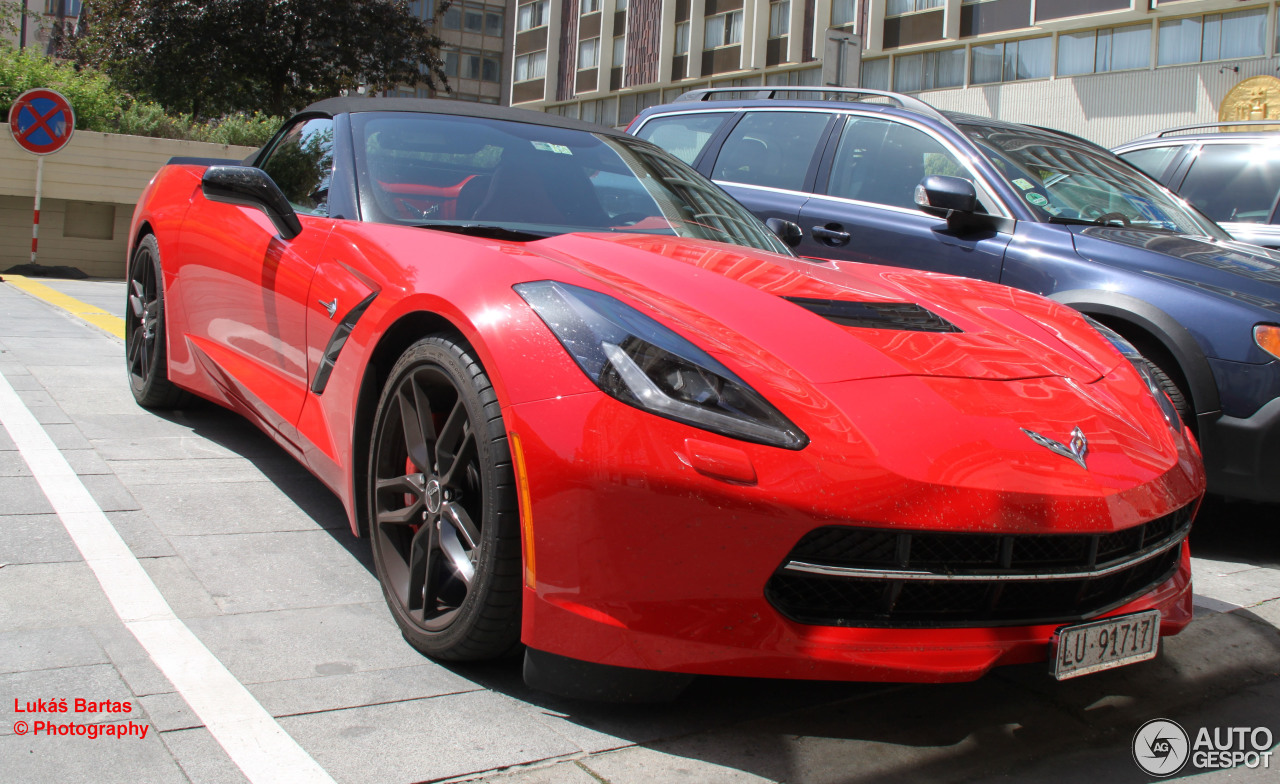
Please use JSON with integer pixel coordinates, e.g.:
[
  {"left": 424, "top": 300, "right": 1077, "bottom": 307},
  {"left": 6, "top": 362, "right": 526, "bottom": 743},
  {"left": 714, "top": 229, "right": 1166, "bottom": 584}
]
[{"left": 1, "top": 276, "right": 1278, "bottom": 784}]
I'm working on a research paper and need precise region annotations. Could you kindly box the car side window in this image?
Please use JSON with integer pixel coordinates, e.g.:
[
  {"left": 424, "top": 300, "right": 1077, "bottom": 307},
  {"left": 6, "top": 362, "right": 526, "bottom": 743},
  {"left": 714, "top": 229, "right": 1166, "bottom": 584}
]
[
  {"left": 260, "top": 117, "right": 335, "bottom": 217},
  {"left": 827, "top": 117, "right": 970, "bottom": 212},
  {"left": 710, "top": 111, "right": 829, "bottom": 192},
  {"left": 633, "top": 113, "right": 730, "bottom": 165},
  {"left": 1117, "top": 145, "right": 1183, "bottom": 182},
  {"left": 1177, "top": 144, "right": 1280, "bottom": 224}
]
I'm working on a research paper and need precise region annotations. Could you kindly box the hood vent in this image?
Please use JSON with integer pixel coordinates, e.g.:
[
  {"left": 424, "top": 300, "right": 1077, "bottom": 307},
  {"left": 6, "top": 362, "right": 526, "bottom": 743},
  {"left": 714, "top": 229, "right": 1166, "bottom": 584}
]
[{"left": 784, "top": 297, "right": 962, "bottom": 333}]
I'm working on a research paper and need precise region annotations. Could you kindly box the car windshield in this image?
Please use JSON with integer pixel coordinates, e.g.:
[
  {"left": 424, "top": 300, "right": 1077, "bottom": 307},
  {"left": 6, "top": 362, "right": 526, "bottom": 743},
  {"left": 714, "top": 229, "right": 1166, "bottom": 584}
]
[
  {"left": 960, "top": 122, "right": 1231, "bottom": 239},
  {"left": 350, "top": 111, "right": 792, "bottom": 255}
]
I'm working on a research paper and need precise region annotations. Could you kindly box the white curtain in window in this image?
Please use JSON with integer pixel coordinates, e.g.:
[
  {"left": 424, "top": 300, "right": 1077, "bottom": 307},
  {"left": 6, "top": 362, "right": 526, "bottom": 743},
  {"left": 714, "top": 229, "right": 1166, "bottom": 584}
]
[
  {"left": 1057, "top": 31, "right": 1096, "bottom": 76},
  {"left": 971, "top": 43, "right": 1003, "bottom": 84},
  {"left": 613, "top": 36, "right": 626, "bottom": 65},
  {"left": 675, "top": 22, "right": 690, "bottom": 54},
  {"left": 928, "top": 48, "right": 965, "bottom": 89},
  {"left": 704, "top": 15, "right": 725, "bottom": 48},
  {"left": 893, "top": 54, "right": 924, "bottom": 92},
  {"left": 886, "top": 0, "right": 912, "bottom": 14},
  {"left": 726, "top": 11, "right": 743, "bottom": 45},
  {"left": 861, "top": 58, "right": 889, "bottom": 90},
  {"left": 1215, "top": 8, "right": 1267, "bottom": 60},
  {"left": 1099, "top": 24, "right": 1150, "bottom": 72},
  {"left": 770, "top": 1, "right": 790, "bottom": 37},
  {"left": 579, "top": 38, "right": 599, "bottom": 69},
  {"left": 1158, "top": 17, "right": 1202, "bottom": 66},
  {"left": 832, "top": 0, "right": 856, "bottom": 26},
  {"left": 1008, "top": 37, "right": 1050, "bottom": 80}
]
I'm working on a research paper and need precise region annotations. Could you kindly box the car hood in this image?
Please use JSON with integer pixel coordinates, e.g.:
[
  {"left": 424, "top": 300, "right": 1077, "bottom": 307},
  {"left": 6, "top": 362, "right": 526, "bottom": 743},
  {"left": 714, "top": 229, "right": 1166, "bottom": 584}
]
[
  {"left": 1070, "top": 226, "right": 1280, "bottom": 315},
  {"left": 521, "top": 233, "right": 1121, "bottom": 386}
]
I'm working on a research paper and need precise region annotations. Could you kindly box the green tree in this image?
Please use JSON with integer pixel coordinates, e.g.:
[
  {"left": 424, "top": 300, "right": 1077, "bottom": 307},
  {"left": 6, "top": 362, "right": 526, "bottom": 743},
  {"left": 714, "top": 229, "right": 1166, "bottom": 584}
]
[
  {"left": 1, "top": 1, "right": 39, "bottom": 42},
  {"left": 76, "top": 0, "right": 450, "bottom": 118}
]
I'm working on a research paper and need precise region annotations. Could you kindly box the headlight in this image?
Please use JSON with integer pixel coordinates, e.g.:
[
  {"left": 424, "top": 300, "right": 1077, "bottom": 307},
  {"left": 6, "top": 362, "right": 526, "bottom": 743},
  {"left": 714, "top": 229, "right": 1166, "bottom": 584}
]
[
  {"left": 515, "top": 280, "right": 808, "bottom": 449},
  {"left": 1257, "top": 324, "right": 1280, "bottom": 361},
  {"left": 1085, "top": 317, "right": 1183, "bottom": 434}
]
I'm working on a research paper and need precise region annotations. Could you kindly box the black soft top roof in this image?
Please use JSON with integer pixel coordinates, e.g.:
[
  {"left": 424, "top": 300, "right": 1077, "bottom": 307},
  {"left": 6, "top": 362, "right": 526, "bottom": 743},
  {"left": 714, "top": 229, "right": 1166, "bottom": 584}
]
[{"left": 302, "top": 96, "right": 627, "bottom": 137}]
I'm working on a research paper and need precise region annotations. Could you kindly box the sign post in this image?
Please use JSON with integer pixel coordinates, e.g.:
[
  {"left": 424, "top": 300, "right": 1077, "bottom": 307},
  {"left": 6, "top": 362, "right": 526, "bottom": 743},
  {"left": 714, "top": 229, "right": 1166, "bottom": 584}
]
[{"left": 8, "top": 88, "right": 76, "bottom": 266}]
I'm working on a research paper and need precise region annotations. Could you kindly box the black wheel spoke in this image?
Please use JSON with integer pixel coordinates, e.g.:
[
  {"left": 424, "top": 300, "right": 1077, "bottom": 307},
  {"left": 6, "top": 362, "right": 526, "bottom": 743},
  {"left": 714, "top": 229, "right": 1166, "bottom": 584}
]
[
  {"left": 435, "top": 398, "right": 470, "bottom": 481},
  {"left": 442, "top": 501, "right": 480, "bottom": 550},
  {"left": 375, "top": 493, "right": 423, "bottom": 526},
  {"left": 396, "top": 378, "right": 435, "bottom": 474},
  {"left": 129, "top": 279, "right": 146, "bottom": 318},
  {"left": 437, "top": 517, "right": 476, "bottom": 586},
  {"left": 406, "top": 522, "right": 437, "bottom": 614},
  {"left": 438, "top": 429, "right": 476, "bottom": 490}
]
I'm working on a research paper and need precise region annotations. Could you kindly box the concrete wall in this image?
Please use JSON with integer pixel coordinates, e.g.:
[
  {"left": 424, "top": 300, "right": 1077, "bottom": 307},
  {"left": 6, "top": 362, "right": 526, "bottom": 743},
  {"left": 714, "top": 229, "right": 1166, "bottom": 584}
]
[{"left": 1, "top": 126, "right": 255, "bottom": 278}]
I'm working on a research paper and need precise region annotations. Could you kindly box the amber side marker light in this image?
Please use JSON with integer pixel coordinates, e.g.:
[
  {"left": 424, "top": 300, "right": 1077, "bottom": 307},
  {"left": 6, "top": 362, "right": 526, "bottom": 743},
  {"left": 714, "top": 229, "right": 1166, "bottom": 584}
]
[
  {"left": 1257, "top": 324, "right": 1280, "bottom": 361},
  {"left": 509, "top": 431, "right": 536, "bottom": 589}
]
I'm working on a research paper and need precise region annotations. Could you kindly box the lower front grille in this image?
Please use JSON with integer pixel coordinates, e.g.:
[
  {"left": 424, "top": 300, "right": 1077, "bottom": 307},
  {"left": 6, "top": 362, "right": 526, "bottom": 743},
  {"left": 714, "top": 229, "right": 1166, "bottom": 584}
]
[{"left": 765, "top": 505, "right": 1193, "bottom": 628}]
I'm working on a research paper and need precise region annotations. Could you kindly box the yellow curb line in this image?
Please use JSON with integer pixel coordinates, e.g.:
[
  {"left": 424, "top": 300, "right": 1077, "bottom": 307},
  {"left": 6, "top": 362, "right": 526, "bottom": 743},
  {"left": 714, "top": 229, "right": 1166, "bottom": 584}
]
[{"left": 2, "top": 274, "right": 126, "bottom": 340}]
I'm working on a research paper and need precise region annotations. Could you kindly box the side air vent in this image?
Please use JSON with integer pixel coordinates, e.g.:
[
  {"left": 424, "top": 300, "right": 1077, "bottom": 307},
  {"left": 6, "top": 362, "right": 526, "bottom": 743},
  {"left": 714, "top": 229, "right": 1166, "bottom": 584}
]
[{"left": 783, "top": 297, "right": 961, "bottom": 333}]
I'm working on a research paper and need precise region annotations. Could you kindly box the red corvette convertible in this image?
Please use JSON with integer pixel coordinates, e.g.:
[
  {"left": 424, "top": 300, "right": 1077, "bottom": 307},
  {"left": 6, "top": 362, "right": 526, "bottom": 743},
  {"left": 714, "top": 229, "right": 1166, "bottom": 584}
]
[{"left": 126, "top": 99, "right": 1204, "bottom": 700}]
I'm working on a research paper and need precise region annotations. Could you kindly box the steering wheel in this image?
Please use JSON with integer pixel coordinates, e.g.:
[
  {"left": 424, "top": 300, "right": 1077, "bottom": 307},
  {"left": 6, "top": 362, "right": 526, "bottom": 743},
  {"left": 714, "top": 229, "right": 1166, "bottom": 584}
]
[{"left": 1081, "top": 206, "right": 1131, "bottom": 227}]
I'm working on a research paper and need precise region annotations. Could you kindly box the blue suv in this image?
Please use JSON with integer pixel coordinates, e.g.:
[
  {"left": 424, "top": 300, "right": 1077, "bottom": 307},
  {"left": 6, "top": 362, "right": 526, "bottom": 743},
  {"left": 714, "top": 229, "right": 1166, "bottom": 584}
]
[{"left": 631, "top": 88, "right": 1280, "bottom": 503}]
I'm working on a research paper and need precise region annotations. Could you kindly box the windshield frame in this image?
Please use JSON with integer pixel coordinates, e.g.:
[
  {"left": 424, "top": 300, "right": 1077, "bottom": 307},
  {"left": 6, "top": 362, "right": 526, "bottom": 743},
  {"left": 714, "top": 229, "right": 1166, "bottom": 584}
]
[
  {"left": 959, "top": 121, "right": 1232, "bottom": 239},
  {"left": 348, "top": 111, "right": 794, "bottom": 256}
]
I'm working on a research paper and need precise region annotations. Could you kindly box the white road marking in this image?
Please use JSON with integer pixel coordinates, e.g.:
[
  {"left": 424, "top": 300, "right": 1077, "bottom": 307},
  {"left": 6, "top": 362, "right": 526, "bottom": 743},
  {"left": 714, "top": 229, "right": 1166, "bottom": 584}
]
[{"left": 0, "top": 370, "right": 336, "bottom": 784}]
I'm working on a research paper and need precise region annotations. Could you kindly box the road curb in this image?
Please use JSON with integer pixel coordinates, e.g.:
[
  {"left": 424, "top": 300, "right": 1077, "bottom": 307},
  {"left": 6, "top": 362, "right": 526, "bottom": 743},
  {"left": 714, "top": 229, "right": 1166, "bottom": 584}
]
[{"left": 1, "top": 274, "right": 125, "bottom": 340}]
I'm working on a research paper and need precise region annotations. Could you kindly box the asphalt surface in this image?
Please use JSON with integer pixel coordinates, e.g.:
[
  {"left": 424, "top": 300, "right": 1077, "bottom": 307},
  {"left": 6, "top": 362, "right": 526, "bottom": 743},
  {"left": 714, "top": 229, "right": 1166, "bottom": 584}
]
[{"left": 1, "top": 275, "right": 1278, "bottom": 784}]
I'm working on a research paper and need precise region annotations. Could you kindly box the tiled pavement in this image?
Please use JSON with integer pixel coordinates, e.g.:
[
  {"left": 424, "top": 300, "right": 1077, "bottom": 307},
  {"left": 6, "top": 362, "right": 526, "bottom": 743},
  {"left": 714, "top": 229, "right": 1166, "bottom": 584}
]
[{"left": 1, "top": 276, "right": 1278, "bottom": 784}]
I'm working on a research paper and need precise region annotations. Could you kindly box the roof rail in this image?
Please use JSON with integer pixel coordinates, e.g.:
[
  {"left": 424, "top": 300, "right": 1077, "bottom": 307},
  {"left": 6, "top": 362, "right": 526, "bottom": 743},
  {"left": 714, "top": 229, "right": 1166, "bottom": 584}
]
[
  {"left": 1136, "top": 120, "right": 1280, "bottom": 140},
  {"left": 671, "top": 86, "right": 949, "bottom": 122}
]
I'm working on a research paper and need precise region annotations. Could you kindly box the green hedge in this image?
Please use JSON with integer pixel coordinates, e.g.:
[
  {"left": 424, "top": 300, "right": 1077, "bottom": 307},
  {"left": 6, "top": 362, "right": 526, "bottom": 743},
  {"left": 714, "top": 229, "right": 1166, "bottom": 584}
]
[{"left": 1, "top": 48, "right": 281, "bottom": 147}]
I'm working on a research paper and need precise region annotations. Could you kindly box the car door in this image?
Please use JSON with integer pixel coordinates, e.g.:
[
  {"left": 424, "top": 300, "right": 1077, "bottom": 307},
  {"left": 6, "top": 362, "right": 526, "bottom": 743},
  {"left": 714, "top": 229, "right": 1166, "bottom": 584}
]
[
  {"left": 177, "top": 116, "right": 336, "bottom": 450},
  {"left": 704, "top": 109, "right": 836, "bottom": 228},
  {"left": 795, "top": 114, "right": 1011, "bottom": 281}
]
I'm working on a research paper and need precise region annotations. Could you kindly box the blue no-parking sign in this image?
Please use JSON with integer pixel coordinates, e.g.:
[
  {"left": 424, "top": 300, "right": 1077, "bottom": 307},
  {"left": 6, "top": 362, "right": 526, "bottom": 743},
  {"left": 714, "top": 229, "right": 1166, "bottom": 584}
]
[{"left": 8, "top": 88, "right": 76, "bottom": 155}]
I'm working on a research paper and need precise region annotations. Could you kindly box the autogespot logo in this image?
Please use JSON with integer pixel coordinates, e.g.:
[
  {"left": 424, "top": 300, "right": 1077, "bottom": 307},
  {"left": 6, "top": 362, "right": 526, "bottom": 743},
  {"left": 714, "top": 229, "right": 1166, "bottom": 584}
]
[{"left": 1133, "top": 719, "right": 1190, "bottom": 777}]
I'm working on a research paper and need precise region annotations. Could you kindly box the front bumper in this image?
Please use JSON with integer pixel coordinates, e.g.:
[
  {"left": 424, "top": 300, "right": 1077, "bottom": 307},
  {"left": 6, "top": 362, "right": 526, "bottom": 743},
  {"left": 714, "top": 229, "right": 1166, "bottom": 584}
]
[
  {"left": 505, "top": 388, "right": 1200, "bottom": 683},
  {"left": 1198, "top": 396, "right": 1280, "bottom": 503}
]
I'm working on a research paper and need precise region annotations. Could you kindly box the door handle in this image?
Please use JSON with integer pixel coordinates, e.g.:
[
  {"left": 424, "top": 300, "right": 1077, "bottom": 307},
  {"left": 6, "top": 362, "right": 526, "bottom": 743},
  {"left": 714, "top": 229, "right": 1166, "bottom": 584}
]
[{"left": 810, "top": 225, "right": 852, "bottom": 246}]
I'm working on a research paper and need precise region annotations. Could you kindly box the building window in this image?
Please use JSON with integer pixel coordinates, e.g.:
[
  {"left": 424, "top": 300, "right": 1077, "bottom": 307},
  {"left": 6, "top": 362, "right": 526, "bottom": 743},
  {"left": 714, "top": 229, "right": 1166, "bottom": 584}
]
[
  {"left": 483, "top": 56, "right": 501, "bottom": 82},
  {"left": 45, "top": 0, "right": 82, "bottom": 13},
  {"left": 769, "top": 1, "right": 790, "bottom": 38},
  {"left": 444, "top": 51, "right": 459, "bottom": 78},
  {"left": 1058, "top": 23, "right": 1151, "bottom": 76},
  {"left": 832, "top": 0, "right": 856, "bottom": 27},
  {"left": 892, "top": 47, "right": 964, "bottom": 92},
  {"left": 582, "top": 0, "right": 600, "bottom": 13},
  {"left": 463, "top": 4, "right": 484, "bottom": 32},
  {"left": 463, "top": 52, "right": 482, "bottom": 79},
  {"left": 675, "top": 22, "right": 691, "bottom": 55},
  {"left": 970, "top": 36, "right": 1050, "bottom": 85},
  {"left": 1158, "top": 8, "right": 1267, "bottom": 67},
  {"left": 613, "top": 35, "right": 626, "bottom": 67},
  {"left": 616, "top": 0, "right": 628, "bottom": 9},
  {"left": 514, "top": 51, "right": 547, "bottom": 81},
  {"left": 861, "top": 58, "right": 889, "bottom": 90},
  {"left": 485, "top": 10, "right": 504, "bottom": 36},
  {"left": 704, "top": 11, "right": 743, "bottom": 49},
  {"left": 516, "top": 0, "right": 548, "bottom": 31},
  {"left": 579, "top": 38, "right": 600, "bottom": 69},
  {"left": 443, "top": 3, "right": 461, "bottom": 29},
  {"left": 885, "top": 0, "right": 942, "bottom": 16}
]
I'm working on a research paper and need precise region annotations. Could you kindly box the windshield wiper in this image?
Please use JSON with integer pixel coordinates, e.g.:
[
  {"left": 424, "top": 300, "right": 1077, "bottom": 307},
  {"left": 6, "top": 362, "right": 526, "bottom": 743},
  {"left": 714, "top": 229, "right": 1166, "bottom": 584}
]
[
  {"left": 413, "top": 224, "right": 554, "bottom": 241},
  {"left": 1046, "top": 216, "right": 1177, "bottom": 233}
]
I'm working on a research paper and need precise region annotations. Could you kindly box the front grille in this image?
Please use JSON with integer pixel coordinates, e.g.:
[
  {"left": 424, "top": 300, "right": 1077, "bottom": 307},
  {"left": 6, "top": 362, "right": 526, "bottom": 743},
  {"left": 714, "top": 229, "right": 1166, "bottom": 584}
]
[{"left": 765, "top": 505, "right": 1193, "bottom": 628}]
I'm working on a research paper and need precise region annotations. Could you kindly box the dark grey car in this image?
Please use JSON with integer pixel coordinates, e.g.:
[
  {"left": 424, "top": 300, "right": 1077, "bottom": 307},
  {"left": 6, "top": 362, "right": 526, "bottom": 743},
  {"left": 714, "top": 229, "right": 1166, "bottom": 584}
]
[{"left": 1114, "top": 121, "right": 1280, "bottom": 249}]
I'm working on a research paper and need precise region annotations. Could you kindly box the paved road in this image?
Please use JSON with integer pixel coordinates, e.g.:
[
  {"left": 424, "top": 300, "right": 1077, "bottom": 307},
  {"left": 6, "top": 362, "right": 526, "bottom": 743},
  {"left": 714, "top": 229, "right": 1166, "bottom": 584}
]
[{"left": 1, "top": 276, "right": 1277, "bottom": 784}]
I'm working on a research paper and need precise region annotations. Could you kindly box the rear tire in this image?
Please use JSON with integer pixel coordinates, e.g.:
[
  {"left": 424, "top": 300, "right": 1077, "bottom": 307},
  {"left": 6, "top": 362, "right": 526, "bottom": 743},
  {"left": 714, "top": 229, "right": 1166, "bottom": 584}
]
[
  {"left": 125, "top": 235, "right": 192, "bottom": 409},
  {"left": 368, "top": 335, "right": 522, "bottom": 661}
]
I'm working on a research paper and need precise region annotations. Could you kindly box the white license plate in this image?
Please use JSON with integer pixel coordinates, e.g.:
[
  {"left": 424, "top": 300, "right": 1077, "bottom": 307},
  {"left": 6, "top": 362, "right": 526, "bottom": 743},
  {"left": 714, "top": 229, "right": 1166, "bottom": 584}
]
[{"left": 1052, "top": 610, "right": 1161, "bottom": 680}]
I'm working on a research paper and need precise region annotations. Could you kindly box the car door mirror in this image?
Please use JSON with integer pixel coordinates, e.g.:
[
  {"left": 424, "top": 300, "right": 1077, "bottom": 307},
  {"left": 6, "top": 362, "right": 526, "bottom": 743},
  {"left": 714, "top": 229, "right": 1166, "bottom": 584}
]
[
  {"left": 202, "top": 166, "right": 303, "bottom": 240},
  {"left": 765, "top": 217, "right": 804, "bottom": 248},
  {"left": 914, "top": 175, "right": 978, "bottom": 218}
]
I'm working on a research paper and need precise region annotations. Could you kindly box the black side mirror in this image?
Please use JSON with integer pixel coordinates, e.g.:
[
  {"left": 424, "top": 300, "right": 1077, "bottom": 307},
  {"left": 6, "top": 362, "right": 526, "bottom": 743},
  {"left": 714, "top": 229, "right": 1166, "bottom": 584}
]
[
  {"left": 202, "top": 166, "right": 303, "bottom": 240},
  {"left": 914, "top": 175, "right": 978, "bottom": 218},
  {"left": 765, "top": 217, "right": 804, "bottom": 248}
]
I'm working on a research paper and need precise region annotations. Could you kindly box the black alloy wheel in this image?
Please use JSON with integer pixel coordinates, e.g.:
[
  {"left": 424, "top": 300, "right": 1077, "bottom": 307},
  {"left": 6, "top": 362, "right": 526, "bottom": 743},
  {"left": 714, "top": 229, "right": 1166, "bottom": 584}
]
[
  {"left": 125, "top": 235, "right": 190, "bottom": 409},
  {"left": 369, "top": 336, "right": 521, "bottom": 660}
]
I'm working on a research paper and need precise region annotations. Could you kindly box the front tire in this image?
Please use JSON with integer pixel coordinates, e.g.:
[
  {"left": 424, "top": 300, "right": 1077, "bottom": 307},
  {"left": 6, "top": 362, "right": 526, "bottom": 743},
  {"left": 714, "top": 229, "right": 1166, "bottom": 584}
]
[
  {"left": 368, "top": 335, "right": 522, "bottom": 660},
  {"left": 125, "top": 235, "right": 191, "bottom": 409}
]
